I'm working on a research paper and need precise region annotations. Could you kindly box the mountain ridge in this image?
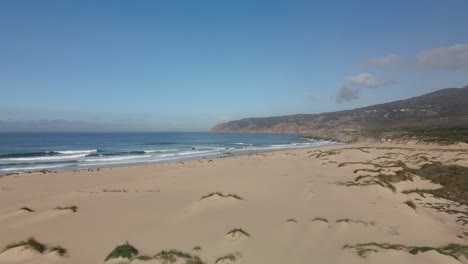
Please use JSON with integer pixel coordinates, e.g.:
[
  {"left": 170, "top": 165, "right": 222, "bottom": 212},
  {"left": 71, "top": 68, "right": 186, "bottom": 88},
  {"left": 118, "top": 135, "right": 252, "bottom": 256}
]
[{"left": 211, "top": 85, "right": 468, "bottom": 143}]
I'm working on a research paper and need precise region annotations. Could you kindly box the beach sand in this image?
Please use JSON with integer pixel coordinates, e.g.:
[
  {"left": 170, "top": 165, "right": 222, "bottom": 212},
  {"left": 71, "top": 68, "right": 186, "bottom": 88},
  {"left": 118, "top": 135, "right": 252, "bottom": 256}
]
[{"left": 0, "top": 143, "right": 467, "bottom": 264}]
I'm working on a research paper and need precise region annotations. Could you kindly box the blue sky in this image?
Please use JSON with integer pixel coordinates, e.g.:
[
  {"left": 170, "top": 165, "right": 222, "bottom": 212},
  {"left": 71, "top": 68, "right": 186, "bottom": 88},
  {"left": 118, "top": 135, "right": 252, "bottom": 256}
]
[{"left": 1, "top": 0, "right": 468, "bottom": 132}]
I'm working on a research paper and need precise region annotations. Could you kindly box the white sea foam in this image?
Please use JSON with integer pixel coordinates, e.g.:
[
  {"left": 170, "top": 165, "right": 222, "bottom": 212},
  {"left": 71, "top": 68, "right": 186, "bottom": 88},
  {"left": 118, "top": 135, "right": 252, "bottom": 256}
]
[
  {"left": 56, "top": 149, "right": 97, "bottom": 155},
  {"left": 0, "top": 154, "right": 87, "bottom": 162},
  {"left": 176, "top": 150, "right": 215, "bottom": 156},
  {"left": 155, "top": 153, "right": 177, "bottom": 158},
  {"left": 0, "top": 164, "right": 72, "bottom": 171},
  {"left": 143, "top": 149, "right": 177, "bottom": 153},
  {"left": 84, "top": 155, "right": 152, "bottom": 162}
]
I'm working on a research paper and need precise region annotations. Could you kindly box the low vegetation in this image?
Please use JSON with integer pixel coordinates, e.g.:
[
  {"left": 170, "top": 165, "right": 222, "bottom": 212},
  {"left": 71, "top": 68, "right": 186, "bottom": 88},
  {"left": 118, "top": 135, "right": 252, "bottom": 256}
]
[
  {"left": 103, "top": 243, "right": 206, "bottom": 264},
  {"left": 105, "top": 242, "right": 139, "bottom": 261},
  {"left": 410, "top": 162, "right": 468, "bottom": 205},
  {"left": 215, "top": 252, "right": 242, "bottom": 264},
  {"left": 404, "top": 200, "right": 417, "bottom": 210},
  {"left": 102, "top": 188, "right": 128, "bottom": 193},
  {"left": 200, "top": 192, "right": 243, "bottom": 200},
  {"left": 4, "top": 237, "right": 46, "bottom": 253},
  {"left": 312, "top": 217, "right": 328, "bottom": 223},
  {"left": 336, "top": 219, "right": 375, "bottom": 226},
  {"left": 154, "top": 249, "right": 205, "bottom": 264},
  {"left": 49, "top": 245, "right": 68, "bottom": 257},
  {"left": 339, "top": 158, "right": 468, "bottom": 205},
  {"left": 56, "top": 205, "right": 78, "bottom": 213},
  {"left": 18, "top": 207, "right": 34, "bottom": 212},
  {"left": 135, "top": 255, "right": 152, "bottom": 261},
  {"left": 415, "top": 128, "right": 468, "bottom": 144},
  {"left": 308, "top": 149, "right": 341, "bottom": 159},
  {"left": 344, "top": 242, "right": 468, "bottom": 259},
  {"left": 226, "top": 228, "right": 250, "bottom": 237},
  {"left": 192, "top": 246, "right": 202, "bottom": 252}
]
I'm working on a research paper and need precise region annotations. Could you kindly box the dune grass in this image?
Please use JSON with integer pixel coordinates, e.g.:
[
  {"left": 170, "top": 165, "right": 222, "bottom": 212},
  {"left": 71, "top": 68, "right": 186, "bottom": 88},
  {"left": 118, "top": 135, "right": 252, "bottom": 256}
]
[
  {"left": 409, "top": 162, "right": 468, "bottom": 205},
  {"left": 49, "top": 245, "right": 68, "bottom": 257},
  {"left": 192, "top": 246, "right": 202, "bottom": 252},
  {"left": 312, "top": 217, "right": 328, "bottom": 223},
  {"left": 308, "top": 149, "right": 342, "bottom": 159},
  {"left": 344, "top": 242, "right": 468, "bottom": 259},
  {"left": 215, "top": 252, "right": 241, "bottom": 264},
  {"left": 404, "top": 200, "right": 417, "bottom": 210},
  {"left": 102, "top": 188, "right": 128, "bottom": 193},
  {"left": 18, "top": 207, "right": 34, "bottom": 212},
  {"left": 336, "top": 219, "right": 375, "bottom": 226},
  {"left": 4, "top": 237, "right": 46, "bottom": 253},
  {"left": 55, "top": 205, "right": 78, "bottom": 213},
  {"left": 200, "top": 192, "right": 243, "bottom": 200},
  {"left": 135, "top": 255, "right": 152, "bottom": 260},
  {"left": 154, "top": 249, "right": 205, "bottom": 264},
  {"left": 105, "top": 242, "right": 138, "bottom": 261},
  {"left": 103, "top": 242, "right": 206, "bottom": 264},
  {"left": 226, "top": 228, "right": 250, "bottom": 238}
]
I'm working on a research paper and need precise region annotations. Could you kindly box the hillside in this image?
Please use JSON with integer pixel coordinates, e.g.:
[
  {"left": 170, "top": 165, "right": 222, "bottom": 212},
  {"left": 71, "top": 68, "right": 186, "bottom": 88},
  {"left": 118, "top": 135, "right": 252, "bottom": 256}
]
[{"left": 211, "top": 85, "right": 468, "bottom": 143}]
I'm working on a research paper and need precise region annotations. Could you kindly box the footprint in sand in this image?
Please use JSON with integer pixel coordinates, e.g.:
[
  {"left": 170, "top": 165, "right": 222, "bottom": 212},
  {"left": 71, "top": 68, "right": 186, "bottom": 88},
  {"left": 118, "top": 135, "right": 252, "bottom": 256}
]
[{"left": 305, "top": 181, "right": 316, "bottom": 196}]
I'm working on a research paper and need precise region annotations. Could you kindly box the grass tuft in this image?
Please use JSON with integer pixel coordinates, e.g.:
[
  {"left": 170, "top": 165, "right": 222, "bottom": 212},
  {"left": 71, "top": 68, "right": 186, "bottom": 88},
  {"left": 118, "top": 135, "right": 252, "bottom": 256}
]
[
  {"left": 135, "top": 255, "right": 153, "bottom": 260},
  {"left": 49, "top": 245, "right": 68, "bottom": 257},
  {"left": 200, "top": 192, "right": 243, "bottom": 200},
  {"left": 18, "top": 207, "right": 34, "bottom": 212},
  {"left": 215, "top": 252, "right": 242, "bottom": 264},
  {"left": 312, "top": 217, "right": 328, "bottom": 223},
  {"left": 226, "top": 228, "right": 250, "bottom": 238},
  {"left": 102, "top": 188, "right": 128, "bottom": 193},
  {"left": 404, "top": 200, "right": 417, "bottom": 210},
  {"left": 4, "top": 237, "right": 46, "bottom": 253},
  {"left": 55, "top": 205, "right": 78, "bottom": 213},
  {"left": 344, "top": 242, "right": 468, "bottom": 259},
  {"left": 192, "top": 246, "right": 202, "bottom": 252},
  {"left": 336, "top": 219, "right": 375, "bottom": 226},
  {"left": 105, "top": 241, "right": 138, "bottom": 261},
  {"left": 154, "top": 249, "right": 205, "bottom": 264}
]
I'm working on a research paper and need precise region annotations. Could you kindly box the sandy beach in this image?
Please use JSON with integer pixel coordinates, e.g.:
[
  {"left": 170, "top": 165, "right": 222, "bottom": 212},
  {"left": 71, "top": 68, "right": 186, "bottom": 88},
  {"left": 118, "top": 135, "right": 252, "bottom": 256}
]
[{"left": 0, "top": 143, "right": 467, "bottom": 264}]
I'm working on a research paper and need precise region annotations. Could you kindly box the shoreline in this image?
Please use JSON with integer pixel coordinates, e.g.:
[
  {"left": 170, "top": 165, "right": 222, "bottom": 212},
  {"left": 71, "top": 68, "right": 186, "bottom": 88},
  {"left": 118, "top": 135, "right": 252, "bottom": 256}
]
[
  {"left": 0, "top": 141, "right": 340, "bottom": 176},
  {"left": 3, "top": 141, "right": 467, "bottom": 178}
]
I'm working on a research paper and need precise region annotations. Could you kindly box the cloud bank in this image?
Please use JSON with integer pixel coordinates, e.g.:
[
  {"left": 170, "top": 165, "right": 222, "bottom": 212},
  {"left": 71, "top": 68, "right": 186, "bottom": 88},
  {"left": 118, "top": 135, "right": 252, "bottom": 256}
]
[
  {"left": 416, "top": 44, "right": 468, "bottom": 69},
  {"left": 336, "top": 85, "right": 359, "bottom": 103},
  {"left": 335, "top": 73, "right": 390, "bottom": 103},
  {"left": 334, "top": 43, "right": 467, "bottom": 104},
  {"left": 345, "top": 73, "right": 390, "bottom": 89}
]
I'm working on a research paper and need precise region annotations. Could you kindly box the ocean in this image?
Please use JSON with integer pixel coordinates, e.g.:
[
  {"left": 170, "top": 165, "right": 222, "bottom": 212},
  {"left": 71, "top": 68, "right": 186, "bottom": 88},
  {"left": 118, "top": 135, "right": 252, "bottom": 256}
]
[{"left": 0, "top": 132, "right": 336, "bottom": 174}]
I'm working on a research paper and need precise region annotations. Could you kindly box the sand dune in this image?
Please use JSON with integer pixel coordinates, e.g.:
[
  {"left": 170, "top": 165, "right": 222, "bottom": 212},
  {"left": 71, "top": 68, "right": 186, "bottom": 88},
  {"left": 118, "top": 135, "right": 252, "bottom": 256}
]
[{"left": 0, "top": 143, "right": 467, "bottom": 263}]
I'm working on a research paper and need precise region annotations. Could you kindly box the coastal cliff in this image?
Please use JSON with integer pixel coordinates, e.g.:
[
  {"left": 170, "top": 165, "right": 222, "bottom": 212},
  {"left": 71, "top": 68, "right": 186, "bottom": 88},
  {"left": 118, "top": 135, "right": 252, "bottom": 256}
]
[{"left": 211, "top": 85, "right": 468, "bottom": 143}]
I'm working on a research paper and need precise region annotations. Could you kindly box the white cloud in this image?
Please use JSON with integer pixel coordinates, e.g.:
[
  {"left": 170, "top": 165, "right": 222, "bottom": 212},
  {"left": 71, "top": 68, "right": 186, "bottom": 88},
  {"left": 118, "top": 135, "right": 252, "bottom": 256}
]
[
  {"left": 366, "top": 54, "right": 400, "bottom": 67},
  {"left": 416, "top": 44, "right": 468, "bottom": 69},
  {"left": 336, "top": 85, "right": 359, "bottom": 103},
  {"left": 346, "top": 73, "right": 389, "bottom": 89}
]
